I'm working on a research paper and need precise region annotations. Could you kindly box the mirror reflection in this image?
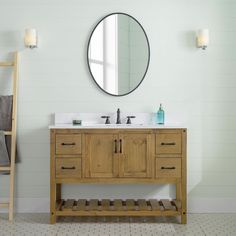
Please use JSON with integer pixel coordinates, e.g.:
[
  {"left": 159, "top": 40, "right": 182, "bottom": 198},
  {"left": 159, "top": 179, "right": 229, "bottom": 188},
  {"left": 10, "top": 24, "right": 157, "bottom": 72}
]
[{"left": 88, "top": 13, "right": 150, "bottom": 96}]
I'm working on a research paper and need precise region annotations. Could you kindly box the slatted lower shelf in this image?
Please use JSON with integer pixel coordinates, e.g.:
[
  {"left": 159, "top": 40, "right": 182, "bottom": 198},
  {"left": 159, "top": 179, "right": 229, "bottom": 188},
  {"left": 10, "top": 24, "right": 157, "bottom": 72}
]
[{"left": 56, "top": 199, "right": 181, "bottom": 216}]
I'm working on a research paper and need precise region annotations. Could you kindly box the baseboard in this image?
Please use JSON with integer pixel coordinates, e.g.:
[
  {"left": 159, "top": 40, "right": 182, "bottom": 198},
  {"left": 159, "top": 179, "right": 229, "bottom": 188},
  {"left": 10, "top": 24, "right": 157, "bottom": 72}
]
[
  {"left": 188, "top": 198, "right": 236, "bottom": 213},
  {"left": 1, "top": 197, "right": 236, "bottom": 213},
  {"left": 0, "top": 198, "right": 50, "bottom": 213}
]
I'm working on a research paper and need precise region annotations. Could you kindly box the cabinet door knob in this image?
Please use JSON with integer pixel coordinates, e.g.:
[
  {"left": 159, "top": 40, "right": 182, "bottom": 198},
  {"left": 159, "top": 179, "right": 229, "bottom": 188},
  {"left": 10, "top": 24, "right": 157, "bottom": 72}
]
[
  {"left": 161, "top": 166, "right": 176, "bottom": 170},
  {"left": 161, "top": 142, "right": 176, "bottom": 146},
  {"left": 61, "top": 166, "right": 76, "bottom": 170},
  {"left": 61, "top": 142, "right": 76, "bottom": 146}
]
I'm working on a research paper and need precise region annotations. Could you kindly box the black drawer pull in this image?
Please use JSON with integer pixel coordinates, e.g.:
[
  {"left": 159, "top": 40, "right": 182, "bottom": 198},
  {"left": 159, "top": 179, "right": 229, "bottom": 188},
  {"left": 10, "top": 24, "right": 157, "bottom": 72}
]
[
  {"left": 61, "top": 142, "right": 76, "bottom": 146},
  {"left": 161, "top": 166, "right": 176, "bottom": 170},
  {"left": 161, "top": 142, "right": 176, "bottom": 146},
  {"left": 61, "top": 166, "right": 76, "bottom": 170}
]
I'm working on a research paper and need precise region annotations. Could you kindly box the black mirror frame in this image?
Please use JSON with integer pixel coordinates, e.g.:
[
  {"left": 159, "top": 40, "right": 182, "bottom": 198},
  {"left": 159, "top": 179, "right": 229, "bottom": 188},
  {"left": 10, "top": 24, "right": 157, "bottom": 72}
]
[{"left": 87, "top": 12, "right": 150, "bottom": 97}]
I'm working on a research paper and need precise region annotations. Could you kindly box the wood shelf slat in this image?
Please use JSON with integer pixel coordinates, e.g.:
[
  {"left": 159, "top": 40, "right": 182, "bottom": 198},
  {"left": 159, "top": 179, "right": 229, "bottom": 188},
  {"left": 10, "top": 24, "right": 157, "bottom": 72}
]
[
  {"left": 149, "top": 199, "right": 162, "bottom": 211},
  {"left": 62, "top": 199, "right": 75, "bottom": 211},
  {"left": 126, "top": 199, "right": 135, "bottom": 211},
  {"left": 73, "top": 199, "right": 87, "bottom": 211},
  {"left": 160, "top": 199, "right": 176, "bottom": 211},
  {"left": 113, "top": 199, "right": 123, "bottom": 211},
  {"left": 101, "top": 199, "right": 110, "bottom": 211},
  {"left": 137, "top": 199, "right": 149, "bottom": 211},
  {"left": 88, "top": 199, "right": 99, "bottom": 211}
]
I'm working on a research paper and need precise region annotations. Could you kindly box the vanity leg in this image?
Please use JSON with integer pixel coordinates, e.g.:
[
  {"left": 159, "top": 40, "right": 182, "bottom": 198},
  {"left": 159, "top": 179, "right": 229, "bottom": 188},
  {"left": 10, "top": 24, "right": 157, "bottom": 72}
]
[
  {"left": 181, "top": 129, "right": 187, "bottom": 224},
  {"left": 181, "top": 182, "right": 187, "bottom": 224},
  {"left": 176, "top": 180, "right": 187, "bottom": 224},
  {"left": 50, "top": 213, "right": 56, "bottom": 224},
  {"left": 50, "top": 130, "right": 57, "bottom": 224},
  {"left": 50, "top": 183, "right": 56, "bottom": 224},
  {"left": 50, "top": 184, "right": 60, "bottom": 224},
  {"left": 181, "top": 212, "right": 187, "bottom": 224},
  {"left": 176, "top": 182, "right": 187, "bottom": 225},
  {"left": 50, "top": 185, "right": 56, "bottom": 224},
  {"left": 176, "top": 180, "right": 183, "bottom": 224}
]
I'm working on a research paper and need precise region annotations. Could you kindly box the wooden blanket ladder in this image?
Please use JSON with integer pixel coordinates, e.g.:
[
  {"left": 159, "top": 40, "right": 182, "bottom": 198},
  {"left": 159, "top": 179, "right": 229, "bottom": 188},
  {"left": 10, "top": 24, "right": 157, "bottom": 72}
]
[{"left": 0, "top": 52, "right": 19, "bottom": 221}]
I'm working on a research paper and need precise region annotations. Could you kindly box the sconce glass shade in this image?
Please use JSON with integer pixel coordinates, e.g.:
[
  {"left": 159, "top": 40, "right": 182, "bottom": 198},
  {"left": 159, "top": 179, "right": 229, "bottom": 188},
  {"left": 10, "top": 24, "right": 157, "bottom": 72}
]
[
  {"left": 197, "top": 29, "right": 209, "bottom": 50},
  {"left": 24, "top": 28, "right": 37, "bottom": 49}
]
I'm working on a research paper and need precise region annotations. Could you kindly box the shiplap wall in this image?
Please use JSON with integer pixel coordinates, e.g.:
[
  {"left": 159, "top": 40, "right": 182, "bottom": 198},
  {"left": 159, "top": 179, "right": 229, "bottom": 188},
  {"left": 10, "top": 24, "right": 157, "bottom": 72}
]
[{"left": 0, "top": 0, "right": 236, "bottom": 212}]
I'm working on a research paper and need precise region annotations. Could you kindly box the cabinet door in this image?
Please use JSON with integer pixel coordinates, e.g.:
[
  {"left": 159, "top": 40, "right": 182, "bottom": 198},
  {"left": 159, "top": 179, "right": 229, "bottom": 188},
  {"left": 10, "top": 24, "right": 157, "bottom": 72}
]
[
  {"left": 119, "top": 133, "right": 153, "bottom": 178},
  {"left": 85, "top": 134, "right": 119, "bottom": 178}
]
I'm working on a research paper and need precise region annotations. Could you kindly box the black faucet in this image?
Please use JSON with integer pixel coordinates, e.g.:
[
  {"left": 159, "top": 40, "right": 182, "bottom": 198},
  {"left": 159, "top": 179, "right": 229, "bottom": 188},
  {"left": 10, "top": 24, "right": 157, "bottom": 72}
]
[{"left": 116, "top": 108, "right": 121, "bottom": 124}]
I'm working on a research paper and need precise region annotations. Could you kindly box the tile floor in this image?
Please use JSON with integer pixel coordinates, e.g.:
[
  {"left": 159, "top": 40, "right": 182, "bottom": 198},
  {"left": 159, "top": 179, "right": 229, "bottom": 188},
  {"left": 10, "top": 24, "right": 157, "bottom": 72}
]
[{"left": 0, "top": 214, "right": 236, "bottom": 236}]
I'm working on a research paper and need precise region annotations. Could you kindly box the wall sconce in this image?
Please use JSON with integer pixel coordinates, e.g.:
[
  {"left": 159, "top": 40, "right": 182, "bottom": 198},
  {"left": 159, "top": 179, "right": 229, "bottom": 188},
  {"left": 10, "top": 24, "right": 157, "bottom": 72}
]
[
  {"left": 24, "top": 28, "right": 38, "bottom": 49},
  {"left": 196, "top": 29, "right": 209, "bottom": 50}
]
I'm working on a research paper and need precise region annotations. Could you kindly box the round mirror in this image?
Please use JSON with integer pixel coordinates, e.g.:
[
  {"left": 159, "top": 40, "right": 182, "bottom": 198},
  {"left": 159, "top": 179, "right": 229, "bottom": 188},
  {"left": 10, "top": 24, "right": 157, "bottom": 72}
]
[{"left": 87, "top": 13, "right": 150, "bottom": 96}]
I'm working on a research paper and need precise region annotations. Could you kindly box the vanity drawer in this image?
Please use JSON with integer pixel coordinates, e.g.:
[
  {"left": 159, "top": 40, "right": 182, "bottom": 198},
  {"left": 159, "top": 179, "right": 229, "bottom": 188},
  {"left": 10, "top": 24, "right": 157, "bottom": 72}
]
[
  {"left": 156, "top": 133, "right": 181, "bottom": 154},
  {"left": 56, "top": 158, "right": 81, "bottom": 178},
  {"left": 56, "top": 134, "right": 82, "bottom": 155},
  {"left": 156, "top": 158, "right": 181, "bottom": 178}
]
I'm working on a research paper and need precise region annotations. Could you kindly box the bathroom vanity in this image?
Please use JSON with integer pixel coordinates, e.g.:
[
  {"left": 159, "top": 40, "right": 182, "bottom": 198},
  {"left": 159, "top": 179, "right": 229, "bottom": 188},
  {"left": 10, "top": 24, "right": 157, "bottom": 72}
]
[
  {"left": 49, "top": 119, "right": 187, "bottom": 224},
  {"left": 49, "top": 9, "right": 186, "bottom": 224}
]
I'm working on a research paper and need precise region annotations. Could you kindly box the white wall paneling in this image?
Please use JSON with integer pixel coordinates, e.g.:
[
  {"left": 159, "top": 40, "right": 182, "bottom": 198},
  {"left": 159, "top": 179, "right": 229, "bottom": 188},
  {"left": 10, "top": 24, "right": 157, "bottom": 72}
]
[{"left": 0, "top": 0, "right": 236, "bottom": 212}]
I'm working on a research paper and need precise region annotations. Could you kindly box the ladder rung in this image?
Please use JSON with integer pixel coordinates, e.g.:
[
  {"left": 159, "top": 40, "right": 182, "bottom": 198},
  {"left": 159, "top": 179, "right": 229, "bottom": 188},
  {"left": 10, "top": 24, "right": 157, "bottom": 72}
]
[
  {"left": 0, "top": 203, "right": 9, "bottom": 208},
  {"left": 0, "top": 62, "right": 14, "bottom": 67},
  {"left": 3, "top": 131, "right": 12, "bottom": 136},
  {"left": 0, "top": 166, "right": 11, "bottom": 171}
]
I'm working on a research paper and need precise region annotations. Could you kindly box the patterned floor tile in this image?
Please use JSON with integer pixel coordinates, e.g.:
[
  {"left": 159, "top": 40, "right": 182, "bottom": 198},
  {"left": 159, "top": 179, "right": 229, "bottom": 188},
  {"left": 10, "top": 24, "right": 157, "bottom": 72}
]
[{"left": 0, "top": 213, "right": 236, "bottom": 236}]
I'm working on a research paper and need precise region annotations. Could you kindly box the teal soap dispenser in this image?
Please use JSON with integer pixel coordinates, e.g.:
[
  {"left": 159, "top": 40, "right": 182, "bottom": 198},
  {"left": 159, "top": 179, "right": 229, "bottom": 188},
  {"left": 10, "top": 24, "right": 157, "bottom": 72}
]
[{"left": 157, "top": 104, "right": 165, "bottom": 124}]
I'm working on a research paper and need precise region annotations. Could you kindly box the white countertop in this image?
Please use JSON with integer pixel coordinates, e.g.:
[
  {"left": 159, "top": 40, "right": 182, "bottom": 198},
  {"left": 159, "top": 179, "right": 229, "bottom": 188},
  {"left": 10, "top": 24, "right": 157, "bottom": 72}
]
[
  {"left": 49, "top": 124, "right": 186, "bottom": 129},
  {"left": 49, "top": 112, "right": 187, "bottom": 129}
]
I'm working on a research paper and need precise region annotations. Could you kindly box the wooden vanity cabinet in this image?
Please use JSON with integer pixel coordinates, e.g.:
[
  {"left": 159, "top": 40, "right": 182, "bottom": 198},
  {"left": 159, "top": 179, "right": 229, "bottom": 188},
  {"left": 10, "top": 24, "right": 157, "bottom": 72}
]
[{"left": 50, "top": 128, "right": 187, "bottom": 224}]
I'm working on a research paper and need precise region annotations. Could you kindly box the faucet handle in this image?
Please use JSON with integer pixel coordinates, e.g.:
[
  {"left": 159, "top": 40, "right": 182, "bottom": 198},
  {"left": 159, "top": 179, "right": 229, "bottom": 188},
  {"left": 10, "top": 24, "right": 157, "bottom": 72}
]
[
  {"left": 101, "top": 116, "right": 111, "bottom": 124},
  {"left": 126, "top": 116, "right": 136, "bottom": 124}
]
